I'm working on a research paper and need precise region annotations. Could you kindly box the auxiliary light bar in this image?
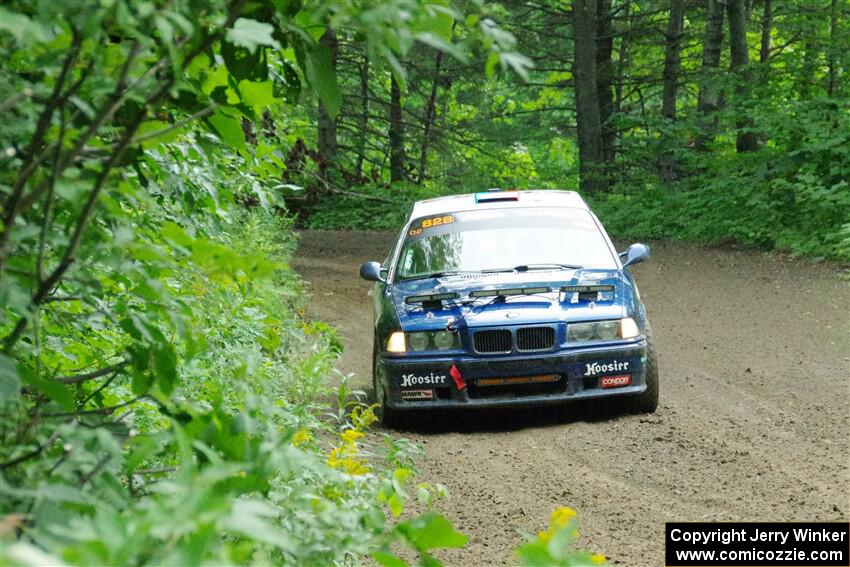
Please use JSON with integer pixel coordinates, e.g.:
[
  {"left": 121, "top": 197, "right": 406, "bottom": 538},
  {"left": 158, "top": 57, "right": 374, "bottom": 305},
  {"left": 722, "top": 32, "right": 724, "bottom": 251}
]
[
  {"left": 469, "top": 286, "right": 552, "bottom": 298},
  {"left": 404, "top": 292, "right": 460, "bottom": 304},
  {"left": 560, "top": 285, "right": 615, "bottom": 293}
]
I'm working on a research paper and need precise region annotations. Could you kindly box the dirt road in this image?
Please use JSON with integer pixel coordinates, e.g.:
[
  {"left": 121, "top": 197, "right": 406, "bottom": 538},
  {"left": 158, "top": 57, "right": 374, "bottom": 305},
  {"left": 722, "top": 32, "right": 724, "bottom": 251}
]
[{"left": 292, "top": 230, "right": 850, "bottom": 566}]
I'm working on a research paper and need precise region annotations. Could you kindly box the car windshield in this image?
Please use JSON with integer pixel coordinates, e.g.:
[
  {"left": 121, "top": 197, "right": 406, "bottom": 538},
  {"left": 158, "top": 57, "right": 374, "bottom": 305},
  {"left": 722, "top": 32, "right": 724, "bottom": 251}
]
[{"left": 395, "top": 207, "right": 617, "bottom": 281}]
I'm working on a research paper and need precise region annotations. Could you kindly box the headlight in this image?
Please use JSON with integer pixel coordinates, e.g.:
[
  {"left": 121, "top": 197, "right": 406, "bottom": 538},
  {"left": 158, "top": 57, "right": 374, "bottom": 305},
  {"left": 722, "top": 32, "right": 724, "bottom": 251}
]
[
  {"left": 567, "top": 322, "right": 595, "bottom": 342},
  {"left": 568, "top": 318, "right": 641, "bottom": 342},
  {"left": 408, "top": 332, "right": 429, "bottom": 351},
  {"left": 385, "top": 331, "right": 459, "bottom": 353},
  {"left": 433, "top": 331, "right": 456, "bottom": 350},
  {"left": 596, "top": 320, "right": 620, "bottom": 340},
  {"left": 620, "top": 317, "right": 640, "bottom": 339},
  {"left": 386, "top": 332, "right": 406, "bottom": 353}
]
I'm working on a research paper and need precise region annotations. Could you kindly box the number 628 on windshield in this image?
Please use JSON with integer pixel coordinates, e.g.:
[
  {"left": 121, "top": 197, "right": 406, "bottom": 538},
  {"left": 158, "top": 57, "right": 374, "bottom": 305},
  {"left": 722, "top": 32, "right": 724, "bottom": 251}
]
[{"left": 408, "top": 215, "right": 454, "bottom": 237}]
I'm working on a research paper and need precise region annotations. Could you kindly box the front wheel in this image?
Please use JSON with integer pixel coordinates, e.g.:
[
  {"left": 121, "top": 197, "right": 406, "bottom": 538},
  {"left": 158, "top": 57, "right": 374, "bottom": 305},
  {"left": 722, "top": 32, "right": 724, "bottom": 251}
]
[{"left": 629, "top": 321, "right": 659, "bottom": 414}]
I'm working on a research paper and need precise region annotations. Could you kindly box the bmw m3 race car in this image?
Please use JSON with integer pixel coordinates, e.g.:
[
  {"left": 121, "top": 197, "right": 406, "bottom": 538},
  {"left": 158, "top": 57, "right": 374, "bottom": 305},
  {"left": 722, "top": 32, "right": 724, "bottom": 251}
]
[{"left": 359, "top": 189, "right": 658, "bottom": 426}]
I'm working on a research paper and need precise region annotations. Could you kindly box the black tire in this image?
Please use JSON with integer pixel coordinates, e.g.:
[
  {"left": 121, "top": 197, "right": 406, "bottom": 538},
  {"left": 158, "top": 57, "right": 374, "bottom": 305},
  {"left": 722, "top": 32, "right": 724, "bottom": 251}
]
[
  {"left": 629, "top": 321, "right": 659, "bottom": 414},
  {"left": 373, "top": 343, "right": 402, "bottom": 428}
]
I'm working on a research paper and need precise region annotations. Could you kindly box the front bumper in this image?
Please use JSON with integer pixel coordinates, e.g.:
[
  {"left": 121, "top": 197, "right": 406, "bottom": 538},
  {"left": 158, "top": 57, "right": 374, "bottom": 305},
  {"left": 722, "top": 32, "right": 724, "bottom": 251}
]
[{"left": 378, "top": 340, "right": 647, "bottom": 410}]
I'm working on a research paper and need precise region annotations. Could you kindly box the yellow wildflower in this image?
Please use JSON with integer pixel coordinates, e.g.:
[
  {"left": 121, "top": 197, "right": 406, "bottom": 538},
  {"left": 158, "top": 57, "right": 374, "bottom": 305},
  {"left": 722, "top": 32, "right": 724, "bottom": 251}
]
[
  {"left": 328, "top": 433, "right": 370, "bottom": 475},
  {"left": 537, "top": 530, "right": 553, "bottom": 543},
  {"left": 550, "top": 506, "right": 577, "bottom": 529},
  {"left": 340, "top": 429, "right": 364, "bottom": 444},
  {"left": 292, "top": 428, "right": 312, "bottom": 447},
  {"left": 591, "top": 553, "right": 607, "bottom": 564},
  {"left": 328, "top": 446, "right": 343, "bottom": 465}
]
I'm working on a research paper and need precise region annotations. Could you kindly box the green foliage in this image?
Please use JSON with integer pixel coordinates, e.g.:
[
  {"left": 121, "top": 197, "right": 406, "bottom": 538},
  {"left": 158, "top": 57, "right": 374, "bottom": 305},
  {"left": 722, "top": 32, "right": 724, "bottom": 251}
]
[
  {"left": 307, "top": 182, "right": 446, "bottom": 230},
  {"left": 593, "top": 98, "right": 850, "bottom": 260},
  {"left": 305, "top": 0, "right": 848, "bottom": 263}
]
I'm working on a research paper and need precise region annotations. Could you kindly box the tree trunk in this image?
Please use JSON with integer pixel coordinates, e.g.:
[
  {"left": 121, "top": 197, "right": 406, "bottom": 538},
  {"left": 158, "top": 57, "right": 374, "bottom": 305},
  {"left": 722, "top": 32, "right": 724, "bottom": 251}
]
[
  {"left": 418, "top": 50, "right": 444, "bottom": 185},
  {"left": 760, "top": 0, "right": 772, "bottom": 64},
  {"left": 827, "top": 0, "right": 838, "bottom": 95},
  {"left": 696, "top": 0, "right": 726, "bottom": 148},
  {"left": 614, "top": 0, "right": 632, "bottom": 116},
  {"left": 388, "top": 75, "right": 405, "bottom": 183},
  {"left": 596, "top": 0, "right": 616, "bottom": 168},
  {"left": 317, "top": 28, "right": 338, "bottom": 176},
  {"left": 354, "top": 52, "right": 369, "bottom": 180},
  {"left": 728, "top": 0, "right": 759, "bottom": 152},
  {"left": 572, "top": 0, "right": 607, "bottom": 194},
  {"left": 799, "top": 38, "right": 817, "bottom": 99},
  {"left": 662, "top": 0, "right": 685, "bottom": 121},
  {"left": 659, "top": 0, "right": 686, "bottom": 182}
]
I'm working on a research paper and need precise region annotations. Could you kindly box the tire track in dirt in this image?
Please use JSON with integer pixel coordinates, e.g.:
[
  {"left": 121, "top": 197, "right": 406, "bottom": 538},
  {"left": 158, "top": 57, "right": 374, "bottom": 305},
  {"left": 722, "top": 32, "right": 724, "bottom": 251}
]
[{"left": 292, "top": 230, "right": 849, "bottom": 566}]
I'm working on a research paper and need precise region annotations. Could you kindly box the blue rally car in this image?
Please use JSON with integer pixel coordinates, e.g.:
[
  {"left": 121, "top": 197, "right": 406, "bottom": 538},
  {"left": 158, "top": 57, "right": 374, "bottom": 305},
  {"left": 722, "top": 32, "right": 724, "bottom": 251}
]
[{"left": 359, "top": 190, "right": 658, "bottom": 426}]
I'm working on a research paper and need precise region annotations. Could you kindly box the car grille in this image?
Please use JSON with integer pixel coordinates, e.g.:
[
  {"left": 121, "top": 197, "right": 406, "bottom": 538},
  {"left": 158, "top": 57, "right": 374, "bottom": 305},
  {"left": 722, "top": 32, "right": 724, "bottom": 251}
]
[
  {"left": 473, "top": 326, "right": 556, "bottom": 354},
  {"left": 473, "top": 330, "right": 512, "bottom": 353},
  {"left": 517, "top": 327, "right": 556, "bottom": 351}
]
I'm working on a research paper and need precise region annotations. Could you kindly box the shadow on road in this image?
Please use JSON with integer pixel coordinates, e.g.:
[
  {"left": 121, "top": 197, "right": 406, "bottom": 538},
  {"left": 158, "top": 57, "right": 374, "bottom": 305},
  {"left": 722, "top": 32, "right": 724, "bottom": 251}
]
[{"left": 381, "top": 398, "right": 635, "bottom": 435}]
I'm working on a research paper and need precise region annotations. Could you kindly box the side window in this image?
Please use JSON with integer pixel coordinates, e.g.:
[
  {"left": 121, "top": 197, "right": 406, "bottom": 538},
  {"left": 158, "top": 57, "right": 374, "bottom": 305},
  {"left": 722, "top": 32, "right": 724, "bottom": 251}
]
[{"left": 387, "top": 223, "right": 411, "bottom": 282}]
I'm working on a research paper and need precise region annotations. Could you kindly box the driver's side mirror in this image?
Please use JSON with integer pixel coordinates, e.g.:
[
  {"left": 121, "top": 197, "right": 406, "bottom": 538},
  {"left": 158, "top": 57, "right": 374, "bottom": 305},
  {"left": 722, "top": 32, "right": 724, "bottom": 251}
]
[
  {"left": 620, "top": 243, "right": 650, "bottom": 268},
  {"left": 360, "top": 261, "right": 387, "bottom": 282}
]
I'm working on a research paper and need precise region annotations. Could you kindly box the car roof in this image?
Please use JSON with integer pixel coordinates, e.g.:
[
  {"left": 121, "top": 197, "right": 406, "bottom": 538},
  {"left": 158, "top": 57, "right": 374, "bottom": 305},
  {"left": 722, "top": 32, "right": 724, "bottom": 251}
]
[{"left": 410, "top": 190, "right": 589, "bottom": 219}]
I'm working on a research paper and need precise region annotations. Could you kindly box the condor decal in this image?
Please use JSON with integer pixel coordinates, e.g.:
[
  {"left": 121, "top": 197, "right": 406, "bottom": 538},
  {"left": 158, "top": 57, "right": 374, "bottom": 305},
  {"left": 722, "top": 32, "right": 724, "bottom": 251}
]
[{"left": 600, "top": 374, "right": 631, "bottom": 388}]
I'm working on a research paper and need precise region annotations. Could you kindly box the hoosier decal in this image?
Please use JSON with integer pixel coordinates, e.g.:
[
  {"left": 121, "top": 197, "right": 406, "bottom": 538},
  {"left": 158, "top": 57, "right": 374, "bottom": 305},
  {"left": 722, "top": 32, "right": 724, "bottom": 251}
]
[
  {"left": 400, "top": 372, "right": 447, "bottom": 387},
  {"left": 584, "top": 359, "right": 629, "bottom": 376}
]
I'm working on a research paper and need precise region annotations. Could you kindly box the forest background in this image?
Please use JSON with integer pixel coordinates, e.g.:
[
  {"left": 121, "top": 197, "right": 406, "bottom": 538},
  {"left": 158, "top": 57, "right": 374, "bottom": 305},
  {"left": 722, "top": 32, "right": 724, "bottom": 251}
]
[{"left": 0, "top": 0, "right": 847, "bottom": 566}]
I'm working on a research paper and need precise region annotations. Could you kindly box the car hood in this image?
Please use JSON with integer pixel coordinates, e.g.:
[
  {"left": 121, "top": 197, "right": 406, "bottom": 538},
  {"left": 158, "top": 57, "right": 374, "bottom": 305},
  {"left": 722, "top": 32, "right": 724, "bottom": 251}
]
[{"left": 391, "top": 269, "right": 631, "bottom": 332}]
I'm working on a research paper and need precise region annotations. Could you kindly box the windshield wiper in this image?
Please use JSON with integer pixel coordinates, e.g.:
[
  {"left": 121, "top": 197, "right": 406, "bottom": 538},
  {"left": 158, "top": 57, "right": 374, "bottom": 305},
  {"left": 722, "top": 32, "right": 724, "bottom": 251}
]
[{"left": 482, "top": 263, "right": 583, "bottom": 273}]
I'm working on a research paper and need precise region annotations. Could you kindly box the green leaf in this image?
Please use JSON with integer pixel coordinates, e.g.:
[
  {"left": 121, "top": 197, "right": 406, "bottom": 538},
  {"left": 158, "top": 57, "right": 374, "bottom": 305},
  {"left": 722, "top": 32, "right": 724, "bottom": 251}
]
[
  {"left": 28, "top": 375, "right": 74, "bottom": 412},
  {"left": 226, "top": 18, "right": 281, "bottom": 54},
  {"left": 238, "top": 80, "right": 276, "bottom": 113},
  {"left": 415, "top": 32, "right": 467, "bottom": 63},
  {"left": 219, "top": 500, "right": 295, "bottom": 553},
  {"left": 304, "top": 45, "right": 340, "bottom": 118},
  {"left": 292, "top": 11, "right": 325, "bottom": 41},
  {"left": 222, "top": 41, "right": 269, "bottom": 83},
  {"left": 135, "top": 120, "right": 184, "bottom": 148},
  {"left": 153, "top": 343, "right": 178, "bottom": 395},
  {"left": 412, "top": 1, "right": 456, "bottom": 46},
  {"left": 387, "top": 492, "right": 404, "bottom": 517},
  {"left": 161, "top": 221, "right": 194, "bottom": 247},
  {"left": 202, "top": 63, "right": 232, "bottom": 96},
  {"left": 499, "top": 52, "right": 533, "bottom": 82},
  {"left": 395, "top": 512, "right": 468, "bottom": 552},
  {"left": 516, "top": 542, "right": 554, "bottom": 567},
  {"left": 0, "top": 8, "right": 52, "bottom": 45},
  {"left": 206, "top": 108, "right": 246, "bottom": 150},
  {"left": 0, "top": 354, "right": 20, "bottom": 406},
  {"left": 372, "top": 551, "right": 410, "bottom": 567}
]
